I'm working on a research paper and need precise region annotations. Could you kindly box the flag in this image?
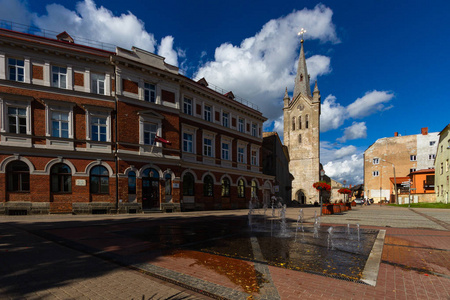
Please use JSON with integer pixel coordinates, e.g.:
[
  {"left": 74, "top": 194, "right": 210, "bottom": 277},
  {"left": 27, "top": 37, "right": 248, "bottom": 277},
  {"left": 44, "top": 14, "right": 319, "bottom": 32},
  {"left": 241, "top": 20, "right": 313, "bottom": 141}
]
[{"left": 155, "top": 135, "right": 171, "bottom": 145}]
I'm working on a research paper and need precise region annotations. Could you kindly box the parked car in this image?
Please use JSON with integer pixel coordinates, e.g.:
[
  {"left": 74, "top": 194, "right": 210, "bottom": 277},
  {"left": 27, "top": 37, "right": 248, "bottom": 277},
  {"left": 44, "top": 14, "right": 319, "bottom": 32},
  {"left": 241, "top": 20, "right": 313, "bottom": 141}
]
[{"left": 354, "top": 198, "right": 364, "bottom": 205}]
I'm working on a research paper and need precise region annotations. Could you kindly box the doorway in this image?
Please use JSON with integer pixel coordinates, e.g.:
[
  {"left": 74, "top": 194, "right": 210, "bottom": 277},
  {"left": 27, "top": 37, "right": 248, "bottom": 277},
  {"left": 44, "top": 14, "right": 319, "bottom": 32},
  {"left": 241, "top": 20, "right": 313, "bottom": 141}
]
[{"left": 142, "top": 168, "right": 160, "bottom": 209}]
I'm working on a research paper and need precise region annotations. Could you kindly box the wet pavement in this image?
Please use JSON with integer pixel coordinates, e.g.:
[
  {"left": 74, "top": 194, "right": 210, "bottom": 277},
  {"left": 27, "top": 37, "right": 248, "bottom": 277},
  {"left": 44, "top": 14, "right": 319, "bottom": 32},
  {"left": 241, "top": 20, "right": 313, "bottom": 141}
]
[{"left": 1, "top": 205, "right": 449, "bottom": 299}]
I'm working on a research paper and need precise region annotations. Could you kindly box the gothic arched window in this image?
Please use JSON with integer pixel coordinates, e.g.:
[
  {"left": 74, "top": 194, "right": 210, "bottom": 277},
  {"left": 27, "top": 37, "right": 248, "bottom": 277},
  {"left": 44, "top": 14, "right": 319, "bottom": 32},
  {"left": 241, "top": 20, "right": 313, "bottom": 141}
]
[
  {"left": 292, "top": 117, "right": 295, "bottom": 130},
  {"left": 305, "top": 115, "right": 309, "bottom": 129},
  {"left": 298, "top": 134, "right": 302, "bottom": 144},
  {"left": 298, "top": 116, "right": 302, "bottom": 129}
]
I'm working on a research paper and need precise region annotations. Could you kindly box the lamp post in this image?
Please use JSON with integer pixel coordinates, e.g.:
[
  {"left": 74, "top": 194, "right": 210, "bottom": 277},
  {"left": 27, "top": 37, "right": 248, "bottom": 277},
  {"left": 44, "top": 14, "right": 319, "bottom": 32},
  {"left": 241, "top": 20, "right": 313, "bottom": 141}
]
[
  {"left": 343, "top": 180, "right": 347, "bottom": 203},
  {"left": 382, "top": 159, "right": 397, "bottom": 204},
  {"left": 320, "top": 169, "right": 325, "bottom": 216}
]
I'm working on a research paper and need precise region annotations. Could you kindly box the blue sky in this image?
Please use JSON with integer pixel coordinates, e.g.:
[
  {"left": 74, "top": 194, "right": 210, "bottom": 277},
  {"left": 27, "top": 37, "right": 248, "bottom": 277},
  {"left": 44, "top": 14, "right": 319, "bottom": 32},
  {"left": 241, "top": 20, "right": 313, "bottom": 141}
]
[{"left": 1, "top": 0, "right": 449, "bottom": 185}]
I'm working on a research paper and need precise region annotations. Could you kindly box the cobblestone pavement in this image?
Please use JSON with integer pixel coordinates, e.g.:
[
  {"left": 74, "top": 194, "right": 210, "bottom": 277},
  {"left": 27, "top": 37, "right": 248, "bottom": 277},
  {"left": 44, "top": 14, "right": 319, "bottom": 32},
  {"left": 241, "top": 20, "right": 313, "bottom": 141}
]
[{"left": 1, "top": 205, "right": 449, "bottom": 299}]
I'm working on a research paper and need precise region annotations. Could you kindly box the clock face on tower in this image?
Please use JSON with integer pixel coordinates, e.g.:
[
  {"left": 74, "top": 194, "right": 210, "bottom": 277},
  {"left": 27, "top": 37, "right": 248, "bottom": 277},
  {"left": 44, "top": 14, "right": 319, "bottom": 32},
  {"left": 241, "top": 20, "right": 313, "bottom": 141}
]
[{"left": 297, "top": 104, "right": 304, "bottom": 111}]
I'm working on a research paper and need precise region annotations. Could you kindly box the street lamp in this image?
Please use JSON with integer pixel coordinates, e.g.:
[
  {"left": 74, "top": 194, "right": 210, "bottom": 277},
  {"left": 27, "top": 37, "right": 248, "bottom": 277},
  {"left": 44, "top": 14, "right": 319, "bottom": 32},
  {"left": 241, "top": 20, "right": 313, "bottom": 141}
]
[
  {"left": 343, "top": 180, "right": 347, "bottom": 203},
  {"left": 320, "top": 169, "right": 325, "bottom": 216},
  {"left": 382, "top": 159, "right": 397, "bottom": 204}
]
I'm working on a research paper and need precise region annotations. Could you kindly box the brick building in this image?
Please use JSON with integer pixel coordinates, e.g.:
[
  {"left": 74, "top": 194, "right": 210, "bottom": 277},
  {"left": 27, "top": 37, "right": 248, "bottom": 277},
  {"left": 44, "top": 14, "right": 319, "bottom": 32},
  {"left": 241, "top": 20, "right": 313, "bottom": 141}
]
[
  {"left": 364, "top": 127, "right": 438, "bottom": 203},
  {"left": 0, "top": 28, "right": 273, "bottom": 214}
]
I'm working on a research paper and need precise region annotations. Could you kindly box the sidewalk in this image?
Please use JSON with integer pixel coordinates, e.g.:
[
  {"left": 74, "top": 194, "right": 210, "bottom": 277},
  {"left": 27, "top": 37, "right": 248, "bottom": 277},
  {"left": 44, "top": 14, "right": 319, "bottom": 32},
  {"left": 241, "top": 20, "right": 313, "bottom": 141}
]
[{"left": 1, "top": 205, "right": 449, "bottom": 299}]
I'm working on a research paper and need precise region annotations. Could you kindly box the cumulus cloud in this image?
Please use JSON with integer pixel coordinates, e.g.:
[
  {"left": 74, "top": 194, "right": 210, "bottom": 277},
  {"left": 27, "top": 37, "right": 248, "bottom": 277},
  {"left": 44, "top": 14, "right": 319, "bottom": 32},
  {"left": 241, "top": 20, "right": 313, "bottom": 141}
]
[
  {"left": 320, "top": 95, "right": 346, "bottom": 132},
  {"left": 157, "top": 36, "right": 178, "bottom": 66},
  {"left": 1, "top": 0, "right": 182, "bottom": 66},
  {"left": 337, "top": 121, "right": 367, "bottom": 143},
  {"left": 195, "top": 4, "right": 338, "bottom": 123},
  {"left": 347, "top": 90, "right": 394, "bottom": 119},
  {"left": 323, "top": 154, "right": 364, "bottom": 186}
]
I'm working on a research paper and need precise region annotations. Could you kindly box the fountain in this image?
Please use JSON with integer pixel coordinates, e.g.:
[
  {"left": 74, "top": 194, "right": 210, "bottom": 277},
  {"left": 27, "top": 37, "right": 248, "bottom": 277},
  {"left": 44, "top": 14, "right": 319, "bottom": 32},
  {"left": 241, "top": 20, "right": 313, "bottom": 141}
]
[
  {"left": 327, "top": 226, "right": 335, "bottom": 250},
  {"left": 357, "top": 223, "right": 360, "bottom": 242}
]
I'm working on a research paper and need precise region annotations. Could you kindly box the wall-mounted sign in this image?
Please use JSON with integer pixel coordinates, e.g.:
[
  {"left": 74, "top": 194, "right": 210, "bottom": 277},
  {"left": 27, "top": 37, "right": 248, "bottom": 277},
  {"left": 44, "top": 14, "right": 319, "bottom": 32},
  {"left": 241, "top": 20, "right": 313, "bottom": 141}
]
[
  {"left": 274, "top": 185, "right": 279, "bottom": 192},
  {"left": 75, "top": 179, "right": 86, "bottom": 186},
  {"left": 173, "top": 183, "right": 180, "bottom": 188}
]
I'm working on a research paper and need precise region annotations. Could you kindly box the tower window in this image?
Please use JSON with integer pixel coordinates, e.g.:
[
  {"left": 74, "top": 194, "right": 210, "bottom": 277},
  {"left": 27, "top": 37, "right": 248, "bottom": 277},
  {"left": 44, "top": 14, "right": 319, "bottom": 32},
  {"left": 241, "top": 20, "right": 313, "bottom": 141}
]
[
  {"left": 298, "top": 116, "right": 301, "bottom": 129},
  {"left": 298, "top": 134, "right": 302, "bottom": 144},
  {"left": 305, "top": 115, "right": 309, "bottom": 129},
  {"left": 292, "top": 117, "right": 295, "bottom": 130}
]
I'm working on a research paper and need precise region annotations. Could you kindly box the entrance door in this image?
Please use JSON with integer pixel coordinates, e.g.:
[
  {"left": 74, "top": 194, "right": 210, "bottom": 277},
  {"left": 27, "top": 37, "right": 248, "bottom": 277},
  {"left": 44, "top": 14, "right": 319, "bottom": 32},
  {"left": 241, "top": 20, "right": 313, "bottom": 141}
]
[
  {"left": 297, "top": 190, "right": 306, "bottom": 204},
  {"left": 142, "top": 168, "right": 160, "bottom": 209}
]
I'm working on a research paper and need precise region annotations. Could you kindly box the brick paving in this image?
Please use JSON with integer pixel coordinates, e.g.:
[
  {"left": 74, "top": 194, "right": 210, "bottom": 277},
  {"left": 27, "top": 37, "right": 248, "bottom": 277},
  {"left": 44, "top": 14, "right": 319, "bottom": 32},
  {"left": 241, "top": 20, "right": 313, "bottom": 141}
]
[{"left": 1, "top": 205, "right": 449, "bottom": 299}]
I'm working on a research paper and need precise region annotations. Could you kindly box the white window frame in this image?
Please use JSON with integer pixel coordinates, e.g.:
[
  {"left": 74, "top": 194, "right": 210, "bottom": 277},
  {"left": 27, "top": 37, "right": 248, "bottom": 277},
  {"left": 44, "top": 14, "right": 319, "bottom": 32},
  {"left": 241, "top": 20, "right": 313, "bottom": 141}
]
[
  {"left": 238, "top": 146, "right": 245, "bottom": 163},
  {"left": 410, "top": 168, "right": 416, "bottom": 173},
  {"left": 204, "top": 138, "right": 213, "bottom": 157},
  {"left": 222, "top": 112, "right": 229, "bottom": 128},
  {"left": 251, "top": 146, "right": 259, "bottom": 166},
  {"left": 43, "top": 99, "right": 75, "bottom": 149},
  {"left": 237, "top": 140, "right": 248, "bottom": 167},
  {"left": 143, "top": 122, "right": 158, "bottom": 145},
  {"left": 204, "top": 105, "right": 212, "bottom": 122},
  {"left": 222, "top": 142, "right": 229, "bottom": 160},
  {"left": 372, "top": 171, "right": 379, "bottom": 177},
  {"left": 91, "top": 73, "right": 105, "bottom": 95},
  {"left": 410, "top": 155, "right": 417, "bottom": 161},
  {"left": 138, "top": 111, "right": 163, "bottom": 155},
  {"left": 428, "top": 154, "right": 435, "bottom": 160},
  {"left": 183, "top": 132, "right": 193, "bottom": 153},
  {"left": 251, "top": 123, "right": 257, "bottom": 137},
  {"left": 144, "top": 82, "right": 156, "bottom": 103},
  {"left": 0, "top": 95, "right": 32, "bottom": 145},
  {"left": 238, "top": 118, "right": 245, "bottom": 133},
  {"left": 8, "top": 58, "right": 24, "bottom": 82},
  {"left": 373, "top": 158, "right": 379, "bottom": 165},
  {"left": 83, "top": 105, "right": 112, "bottom": 149},
  {"left": 429, "top": 141, "right": 436, "bottom": 146},
  {"left": 183, "top": 97, "right": 193, "bottom": 115},
  {"left": 51, "top": 65, "right": 67, "bottom": 89}
]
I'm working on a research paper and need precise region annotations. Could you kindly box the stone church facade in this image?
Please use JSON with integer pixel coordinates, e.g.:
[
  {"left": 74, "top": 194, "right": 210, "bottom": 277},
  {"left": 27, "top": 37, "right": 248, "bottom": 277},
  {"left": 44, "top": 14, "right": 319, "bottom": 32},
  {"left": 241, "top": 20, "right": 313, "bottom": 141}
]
[{"left": 283, "top": 40, "right": 321, "bottom": 204}]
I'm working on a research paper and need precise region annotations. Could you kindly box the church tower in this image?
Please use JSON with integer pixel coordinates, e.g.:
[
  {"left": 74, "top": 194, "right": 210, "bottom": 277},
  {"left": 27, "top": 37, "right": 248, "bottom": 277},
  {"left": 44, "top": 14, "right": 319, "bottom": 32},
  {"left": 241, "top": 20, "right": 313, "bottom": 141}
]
[{"left": 283, "top": 39, "right": 321, "bottom": 204}]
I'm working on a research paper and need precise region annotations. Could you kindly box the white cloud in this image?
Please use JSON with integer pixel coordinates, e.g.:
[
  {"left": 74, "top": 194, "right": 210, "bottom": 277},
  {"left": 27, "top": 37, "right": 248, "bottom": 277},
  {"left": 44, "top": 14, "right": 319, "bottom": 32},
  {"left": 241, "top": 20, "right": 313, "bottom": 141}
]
[
  {"left": 346, "top": 90, "right": 394, "bottom": 119},
  {"left": 337, "top": 122, "right": 367, "bottom": 143},
  {"left": 334, "top": 145, "right": 357, "bottom": 159},
  {"left": 1, "top": 0, "right": 182, "bottom": 66},
  {"left": 157, "top": 36, "right": 178, "bottom": 66},
  {"left": 195, "top": 4, "right": 338, "bottom": 123},
  {"left": 323, "top": 154, "right": 364, "bottom": 186},
  {"left": 320, "top": 95, "right": 346, "bottom": 132}
]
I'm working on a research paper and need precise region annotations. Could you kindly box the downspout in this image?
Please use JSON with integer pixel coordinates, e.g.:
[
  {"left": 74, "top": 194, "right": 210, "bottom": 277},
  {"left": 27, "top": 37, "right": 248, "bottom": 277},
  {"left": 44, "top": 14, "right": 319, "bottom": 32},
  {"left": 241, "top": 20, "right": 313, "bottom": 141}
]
[{"left": 112, "top": 56, "right": 119, "bottom": 213}]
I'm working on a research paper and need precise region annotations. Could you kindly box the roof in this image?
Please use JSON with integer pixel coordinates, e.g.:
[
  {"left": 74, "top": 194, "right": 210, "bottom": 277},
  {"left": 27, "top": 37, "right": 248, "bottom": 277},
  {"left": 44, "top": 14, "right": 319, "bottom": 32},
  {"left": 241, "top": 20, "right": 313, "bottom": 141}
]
[
  {"left": 390, "top": 177, "right": 410, "bottom": 184},
  {"left": 409, "top": 169, "right": 435, "bottom": 175}
]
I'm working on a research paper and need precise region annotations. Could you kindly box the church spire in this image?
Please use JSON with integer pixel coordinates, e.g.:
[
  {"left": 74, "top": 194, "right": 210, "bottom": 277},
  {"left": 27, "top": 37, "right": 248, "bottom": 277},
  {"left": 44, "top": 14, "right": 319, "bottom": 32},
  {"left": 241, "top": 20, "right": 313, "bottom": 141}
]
[{"left": 293, "top": 39, "right": 311, "bottom": 99}]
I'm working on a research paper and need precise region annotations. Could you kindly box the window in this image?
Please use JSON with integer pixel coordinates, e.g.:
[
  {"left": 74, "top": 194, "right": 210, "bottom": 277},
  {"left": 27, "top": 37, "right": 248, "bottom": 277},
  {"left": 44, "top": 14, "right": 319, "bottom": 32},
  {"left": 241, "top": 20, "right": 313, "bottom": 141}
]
[
  {"left": 430, "top": 141, "right": 436, "bottom": 146},
  {"left": 441, "top": 163, "right": 444, "bottom": 175},
  {"left": 238, "top": 147, "right": 245, "bottom": 163},
  {"left": 446, "top": 159, "right": 449, "bottom": 172},
  {"left": 90, "top": 165, "right": 109, "bottom": 194},
  {"left": 305, "top": 115, "right": 309, "bottom": 129},
  {"left": 373, "top": 158, "right": 379, "bottom": 164},
  {"left": 298, "top": 134, "right": 302, "bottom": 144},
  {"left": 222, "top": 112, "right": 229, "bottom": 127},
  {"left": 204, "top": 138, "right": 213, "bottom": 157},
  {"left": 251, "top": 149, "right": 258, "bottom": 166},
  {"left": 238, "top": 118, "right": 245, "bottom": 133},
  {"left": 51, "top": 111, "right": 69, "bottom": 138},
  {"left": 252, "top": 124, "right": 257, "bottom": 137},
  {"left": 8, "top": 107, "right": 27, "bottom": 134},
  {"left": 410, "top": 168, "right": 416, "bottom": 173},
  {"left": 128, "top": 171, "right": 136, "bottom": 194},
  {"left": 8, "top": 58, "right": 24, "bottom": 82},
  {"left": 91, "top": 73, "right": 105, "bottom": 95},
  {"left": 292, "top": 117, "right": 295, "bottom": 130},
  {"left": 183, "top": 97, "right": 192, "bottom": 115},
  {"left": 203, "top": 175, "right": 214, "bottom": 197},
  {"left": 52, "top": 66, "right": 67, "bottom": 88},
  {"left": 183, "top": 133, "right": 193, "bottom": 153},
  {"left": 165, "top": 173, "right": 172, "bottom": 196},
  {"left": 204, "top": 105, "right": 211, "bottom": 122},
  {"left": 298, "top": 116, "right": 302, "bottom": 129},
  {"left": 428, "top": 154, "right": 436, "bottom": 160},
  {"left": 50, "top": 163, "right": 71, "bottom": 193},
  {"left": 238, "top": 179, "right": 245, "bottom": 198},
  {"left": 251, "top": 180, "right": 258, "bottom": 198},
  {"left": 182, "top": 173, "right": 195, "bottom": 196},
  {"left": 91, "top": 116, "right": 107, "bottom": 142},
  {"left": 410, "top": 155, "right": 417, "bottom": 161},
  {"left": 221, "top": 177, "right": 230, "bottom": 197},
  {"left": 372, "top": 171, "right": 379, "bottom": 177},
  {"left": 6, "top": 161, "right": 30, "bottom": 192},
  {"left": 144, "top": 83, "right": 156, "bottom": 102},
  {"left": 222, "top": 143, "right": 230, "bottom": 160},
  {"left": 143, "top": 123, "right": 157, "bottom": 145}
]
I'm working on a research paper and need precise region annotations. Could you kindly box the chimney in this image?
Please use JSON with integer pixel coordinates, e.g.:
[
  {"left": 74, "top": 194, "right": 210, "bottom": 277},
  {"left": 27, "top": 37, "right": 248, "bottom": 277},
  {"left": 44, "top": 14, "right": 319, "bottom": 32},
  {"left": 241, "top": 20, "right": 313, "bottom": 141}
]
[
  {"left": 394, "top": 132, "right": 398, "bottom": 137},
  {"left": 421, "top": 127, "right": 428, "bottom": 135}
]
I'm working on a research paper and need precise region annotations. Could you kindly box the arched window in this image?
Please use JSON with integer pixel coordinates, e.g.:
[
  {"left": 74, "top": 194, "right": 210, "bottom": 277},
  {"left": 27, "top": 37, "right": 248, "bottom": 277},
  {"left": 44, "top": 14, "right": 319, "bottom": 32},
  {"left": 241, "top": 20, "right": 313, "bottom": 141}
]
[
  {"left": 238, "top": 179, "right": 245, "bottom": 198},
  {"left": 251, "top": 180, "right": 258, "bottom": 197},
  {"left": 7, "top": 161, "right": 30, "bottom": 192},
  {"left": 298, "top": 116, "right": 302, "bottom": 129},
  {"left": 292, "top": 117, "right": 295, "bottom": 130},
  {"left": 128, "top": 171, "right": 136, "bottom": 194},
  {"left": 203, "top": 175, "right": 214, "bottom": 197},
  {"left": 221, "top": 177, "right": 230, "bottom": 197},
  {"left": 165, "top": 173, "right": 172, "bottom": 195},
  {"left": 183, "top": 173, "right": 195, "bottom": 196},
  {"left": 51, "top": 163, "right": 71, "bottom": 193},
  {"left": 305, "top": 114, "right": 309, "bottom": 129},
  {"left": 298, "top": 134, "right": 302, "bottom": 144},
  {"left": 90, "top": 165, "right": 109, "bottom": 194}
]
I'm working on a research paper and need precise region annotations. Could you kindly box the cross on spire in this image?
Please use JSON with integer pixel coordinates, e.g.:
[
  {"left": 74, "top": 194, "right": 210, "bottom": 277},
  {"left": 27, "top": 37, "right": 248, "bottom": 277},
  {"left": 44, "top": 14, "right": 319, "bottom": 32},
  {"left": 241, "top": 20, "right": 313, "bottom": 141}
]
[{"left": 298, "top": 28, "right": 306, "bottom": 43}]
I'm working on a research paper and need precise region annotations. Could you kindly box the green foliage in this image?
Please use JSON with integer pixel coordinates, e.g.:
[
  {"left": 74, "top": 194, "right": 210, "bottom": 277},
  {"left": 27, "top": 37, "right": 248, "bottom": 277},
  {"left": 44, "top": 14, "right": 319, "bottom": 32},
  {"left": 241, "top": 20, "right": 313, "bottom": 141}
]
[{"left": 388, "top": 203, "right": 450, "bottom": 209}]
